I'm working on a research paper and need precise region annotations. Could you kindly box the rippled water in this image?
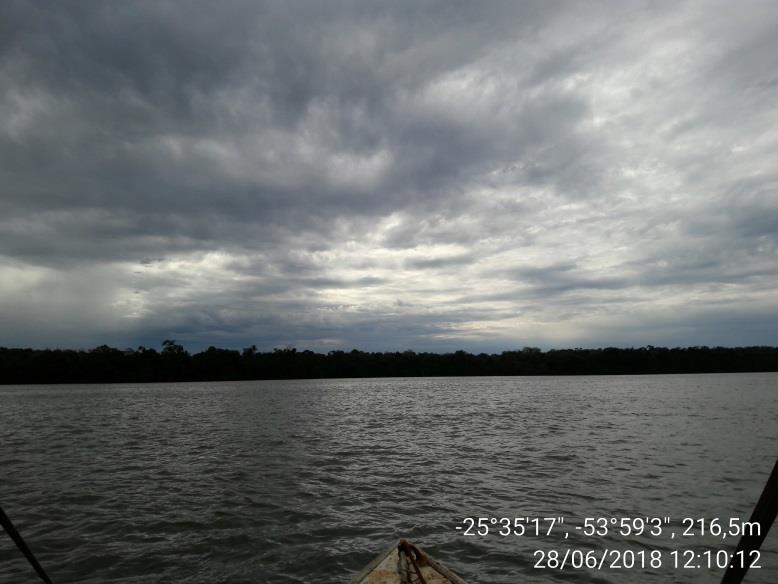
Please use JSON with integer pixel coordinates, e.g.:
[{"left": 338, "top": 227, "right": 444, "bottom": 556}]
[{"left": 1, "top": 374, "right": 777, "bottom": 583}]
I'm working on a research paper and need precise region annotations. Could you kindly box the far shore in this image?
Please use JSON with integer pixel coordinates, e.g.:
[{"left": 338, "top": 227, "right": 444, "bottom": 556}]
[{"left": 1, "top": 345, "right": 777, "bottom": 385}]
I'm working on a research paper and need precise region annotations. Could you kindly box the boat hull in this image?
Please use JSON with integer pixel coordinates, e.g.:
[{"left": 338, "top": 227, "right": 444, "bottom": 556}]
[{"left": 352, "top": 539, "right": 466, "bottom": 584}]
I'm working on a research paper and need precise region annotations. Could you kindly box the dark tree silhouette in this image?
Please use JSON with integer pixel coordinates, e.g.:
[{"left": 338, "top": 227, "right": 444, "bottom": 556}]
[
  {"left": 162, "top": 339, "right": 186, "bottom": 355},
  {"left": 0, "top": 344, "right": 776, "bottom": 384}
]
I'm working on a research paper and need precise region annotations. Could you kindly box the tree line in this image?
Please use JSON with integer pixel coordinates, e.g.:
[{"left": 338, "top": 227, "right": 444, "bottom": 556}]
[{"left": 0, "top": 343, "right": 776, "bottom": 384}]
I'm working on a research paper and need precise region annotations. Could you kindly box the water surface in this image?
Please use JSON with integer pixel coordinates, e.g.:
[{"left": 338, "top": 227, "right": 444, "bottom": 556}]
[{"left": 1, "top": 374, "right": 777, "bottom": 583}]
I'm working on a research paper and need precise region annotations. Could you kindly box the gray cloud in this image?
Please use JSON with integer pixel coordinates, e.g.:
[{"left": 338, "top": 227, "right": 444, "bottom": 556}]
[{"left": 1, "top": 0, "right": 777, "bottom": 351}]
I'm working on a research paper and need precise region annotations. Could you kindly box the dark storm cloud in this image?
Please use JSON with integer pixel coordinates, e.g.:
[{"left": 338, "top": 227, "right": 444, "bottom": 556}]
[
  {"left": 405, "top": 254, "right": 475, "bottom": 270},
  {"left": 501, "top": 263, "right": 629, "bottom": 297},
  {"left": 0, "top": 2, "right": 584, "bottom": 231},
  {"left": 1, "top": 0, "right": 777, "bottom": 350}
]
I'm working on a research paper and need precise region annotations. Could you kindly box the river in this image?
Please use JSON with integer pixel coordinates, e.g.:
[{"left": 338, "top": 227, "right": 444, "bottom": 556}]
[{"left": 1, "top": 373, "right": 776, "bottom": 583}]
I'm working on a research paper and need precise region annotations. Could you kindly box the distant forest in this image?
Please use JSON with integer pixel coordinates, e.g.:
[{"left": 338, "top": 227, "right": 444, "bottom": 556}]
[{"left": 1, "top": 343, "right": 777, "bottom": 384}]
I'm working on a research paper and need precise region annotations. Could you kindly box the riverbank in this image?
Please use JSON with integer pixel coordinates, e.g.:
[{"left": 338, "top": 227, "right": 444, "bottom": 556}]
[{"left": 1, "top": 345, "right": 777, "bottom": 384}]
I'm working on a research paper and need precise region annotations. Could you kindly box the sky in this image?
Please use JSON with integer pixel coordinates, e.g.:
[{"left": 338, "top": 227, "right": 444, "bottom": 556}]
[{"left": 1, "top": 1, "right": 777, "bottom": 352}]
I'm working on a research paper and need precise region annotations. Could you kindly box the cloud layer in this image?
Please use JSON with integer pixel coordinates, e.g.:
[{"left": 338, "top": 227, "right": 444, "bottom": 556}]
[{"left": 2, "top": 1, "right": 777, "bottom": 350}]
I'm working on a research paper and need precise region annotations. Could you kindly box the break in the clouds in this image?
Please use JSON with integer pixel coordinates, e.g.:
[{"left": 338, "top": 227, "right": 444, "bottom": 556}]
[{"left": 1, "top": 1, "right": 777, "bottom": 351}]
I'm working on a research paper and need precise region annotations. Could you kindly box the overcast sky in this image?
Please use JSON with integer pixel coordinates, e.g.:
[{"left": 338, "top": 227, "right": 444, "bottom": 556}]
[{"left": 1, "top": 1, "right": 777, "bottom": 352}]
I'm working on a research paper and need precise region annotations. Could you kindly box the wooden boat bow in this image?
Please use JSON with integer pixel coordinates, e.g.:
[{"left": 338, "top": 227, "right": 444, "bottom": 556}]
[{"left": 352, "top": 539, "right": 466, "bottom": 584}]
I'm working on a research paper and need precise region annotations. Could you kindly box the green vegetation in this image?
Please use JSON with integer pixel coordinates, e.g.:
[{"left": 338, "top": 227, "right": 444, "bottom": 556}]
[{"left": 0, "top": 344, "right": 777, "bottom": 384}]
